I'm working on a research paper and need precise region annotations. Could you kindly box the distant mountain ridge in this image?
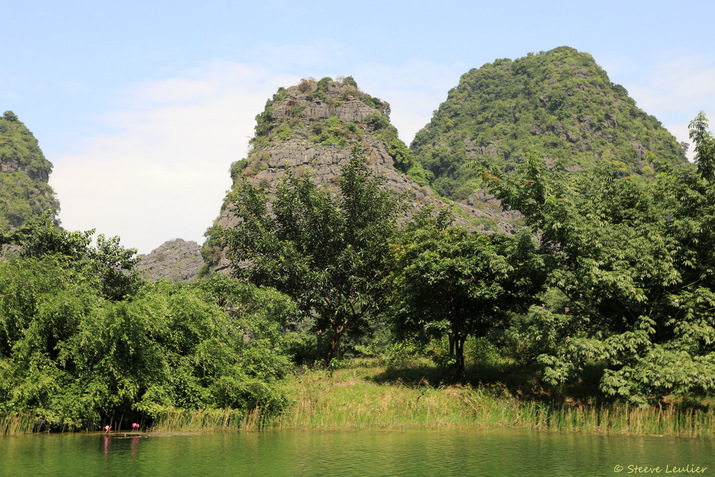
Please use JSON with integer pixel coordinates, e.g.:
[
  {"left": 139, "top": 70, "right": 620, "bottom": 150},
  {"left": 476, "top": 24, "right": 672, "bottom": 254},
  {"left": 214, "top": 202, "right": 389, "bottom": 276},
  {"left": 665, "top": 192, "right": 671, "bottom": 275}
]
[
  {"left": 136, "top": 239, "right": 203, "bottom": 282},
  {"left": 410, "top": 46, "right": 688, "bottom": 202},
  {"left": 200, "top": 48, "right": 691, "bottom": 274},
  {"left": 4, "top": 48, "right": 690, "bottom": 282}
]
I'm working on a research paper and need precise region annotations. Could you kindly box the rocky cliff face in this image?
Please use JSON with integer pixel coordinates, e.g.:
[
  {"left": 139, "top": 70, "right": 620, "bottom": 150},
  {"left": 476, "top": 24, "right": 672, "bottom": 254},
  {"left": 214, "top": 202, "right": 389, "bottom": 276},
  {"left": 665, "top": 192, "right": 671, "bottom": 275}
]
[
  {"left": 203, "top": 77, "right": 515, "bottom": 274},
  {"left": 136, "top": 239, "right": 203, "bottom": 282},
  {"left": 0, "top": 111, "right": 60, "bottom": 231}
]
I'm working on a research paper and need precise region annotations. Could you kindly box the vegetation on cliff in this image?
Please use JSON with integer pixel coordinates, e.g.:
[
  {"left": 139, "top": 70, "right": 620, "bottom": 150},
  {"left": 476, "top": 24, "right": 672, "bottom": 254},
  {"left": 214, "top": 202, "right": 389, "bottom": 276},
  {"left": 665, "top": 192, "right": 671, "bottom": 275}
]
[
  {"left": 0, "top": 111, "right": 60, "bottom": 231},
  {"left": 202, "top": 76, "right": 455, "bottom": 276},
  {"left": 411, "top": 47, "right": 688, "bottom": 201},
  {"left": 237, "top": 76, "right": 430, "bottom": 185}
]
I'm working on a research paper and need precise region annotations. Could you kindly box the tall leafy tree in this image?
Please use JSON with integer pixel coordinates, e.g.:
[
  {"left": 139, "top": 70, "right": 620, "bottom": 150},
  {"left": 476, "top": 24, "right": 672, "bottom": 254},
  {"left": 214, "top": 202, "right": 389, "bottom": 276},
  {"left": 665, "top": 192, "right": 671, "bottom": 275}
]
[
  {"left": 391, "top": 210, "right": 545, "bottom": 376},
  {"left": 224, "top": 150, "right": 402, "bottom": 364},
  {"left": 1, "top": 214, "right": 141, "bottom": 300},
  {"left": 689, "top": 111, "right": 715, "bottom": 181},
  {"left": 486, "top": 114, "right": 715, "bottom": 403}
]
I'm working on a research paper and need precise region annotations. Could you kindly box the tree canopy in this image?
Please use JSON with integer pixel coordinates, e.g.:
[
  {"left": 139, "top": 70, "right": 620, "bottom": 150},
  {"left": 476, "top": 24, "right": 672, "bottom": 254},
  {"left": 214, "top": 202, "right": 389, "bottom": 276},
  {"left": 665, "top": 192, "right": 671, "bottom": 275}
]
[
  {"left": 0, "top": 219, "right": 293, "bottom": 430},
  {"left": 484, "top": 114, "right": 715, "bottom": 404},
  {"left": 224, "top": 150, "right": 403, "bottom": 364},
  {"left": 390, "top": 209, "right": 546, "bottom": 375}
]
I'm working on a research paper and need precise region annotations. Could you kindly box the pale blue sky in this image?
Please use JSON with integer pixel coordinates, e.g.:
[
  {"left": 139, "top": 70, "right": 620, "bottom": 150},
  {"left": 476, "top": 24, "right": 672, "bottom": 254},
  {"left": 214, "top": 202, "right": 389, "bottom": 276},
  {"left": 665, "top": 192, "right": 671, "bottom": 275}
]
[{"left": 2, "top": 1, "right": 714, "bottom": 253}]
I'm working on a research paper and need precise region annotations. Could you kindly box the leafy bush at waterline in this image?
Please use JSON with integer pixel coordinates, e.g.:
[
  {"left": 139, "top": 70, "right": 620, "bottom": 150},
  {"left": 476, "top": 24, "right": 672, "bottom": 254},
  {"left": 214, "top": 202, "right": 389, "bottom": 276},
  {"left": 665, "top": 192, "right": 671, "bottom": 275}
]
[{"left": 0, "top": 223, "right": 291, "bottom": 431}]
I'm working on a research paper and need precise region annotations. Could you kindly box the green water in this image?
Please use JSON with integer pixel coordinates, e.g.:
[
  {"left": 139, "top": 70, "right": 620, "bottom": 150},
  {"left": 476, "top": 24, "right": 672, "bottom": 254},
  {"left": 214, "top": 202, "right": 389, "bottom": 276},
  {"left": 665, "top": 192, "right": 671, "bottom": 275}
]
[{"left": 1, "top": 429, "right": 713, "bottom": 476}]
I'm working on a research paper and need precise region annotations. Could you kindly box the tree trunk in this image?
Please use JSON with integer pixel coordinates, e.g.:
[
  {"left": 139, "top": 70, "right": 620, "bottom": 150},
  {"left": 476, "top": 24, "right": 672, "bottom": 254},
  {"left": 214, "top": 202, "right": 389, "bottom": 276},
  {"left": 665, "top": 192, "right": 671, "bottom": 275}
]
[
  {"left": 325, "top": 324, "right": 345, "bottom": 366},
  {"left": 456, "top": 336, "right": 466, "bottom": 376},
  {"left": 448, "top": 332, "right": 466, "bottom": 378}
]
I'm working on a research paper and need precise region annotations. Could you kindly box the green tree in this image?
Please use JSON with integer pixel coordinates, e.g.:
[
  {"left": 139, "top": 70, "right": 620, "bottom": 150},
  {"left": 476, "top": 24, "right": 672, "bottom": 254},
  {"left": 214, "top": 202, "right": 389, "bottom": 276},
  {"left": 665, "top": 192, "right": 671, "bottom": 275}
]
[
  {"left": 1, "top": 216, "right": 294, "bottom": 429},
  {"left": 1, "top": 214, "right": 141, "bottom": 300},
  {"left": 0, "top": 257, "right": 291, "bottom": 429},
  {"left": 391, "top": 209, "right": 545, "bottom": 375},
  {"left": 224, "top": 150, "right": 403, "bottom": 364},
  {"left": 689, "top": 111, "right": 715, "bottom": 181},
  {"left": 486, "top": 121, "right": 715, "bottom": 403}
]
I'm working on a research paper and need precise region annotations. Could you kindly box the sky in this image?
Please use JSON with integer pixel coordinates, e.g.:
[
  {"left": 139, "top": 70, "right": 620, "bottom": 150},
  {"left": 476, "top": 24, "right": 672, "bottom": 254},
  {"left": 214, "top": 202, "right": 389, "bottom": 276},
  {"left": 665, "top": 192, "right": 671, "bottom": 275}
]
[{"left": 2, "top": 1, "right": 715, "bottom": 254}]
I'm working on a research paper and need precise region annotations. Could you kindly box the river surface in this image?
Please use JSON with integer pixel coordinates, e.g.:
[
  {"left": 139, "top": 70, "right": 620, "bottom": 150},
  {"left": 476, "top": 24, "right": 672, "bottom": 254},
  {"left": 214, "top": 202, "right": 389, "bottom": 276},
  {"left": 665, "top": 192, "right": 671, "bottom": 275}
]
[{"left": 1, "top": 428, "right": 713, "bottom": 476}]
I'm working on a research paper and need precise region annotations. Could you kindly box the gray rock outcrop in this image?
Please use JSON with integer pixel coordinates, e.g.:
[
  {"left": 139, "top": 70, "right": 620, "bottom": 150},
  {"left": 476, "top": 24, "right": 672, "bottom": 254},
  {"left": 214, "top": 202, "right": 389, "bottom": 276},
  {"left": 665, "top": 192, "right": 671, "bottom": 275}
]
[
  {"left": 204, "top": 77, "right": 519, "bottom": 274},
  {"left": 136, "top": 239, "right": 203, "bottom": 282}
]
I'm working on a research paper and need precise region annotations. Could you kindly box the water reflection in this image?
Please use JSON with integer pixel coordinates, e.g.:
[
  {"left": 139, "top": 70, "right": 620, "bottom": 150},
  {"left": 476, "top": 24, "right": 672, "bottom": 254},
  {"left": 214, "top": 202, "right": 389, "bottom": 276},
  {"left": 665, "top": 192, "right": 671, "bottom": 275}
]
[{"left": 1, "top": 428, "right": 713, "bottom": 476}]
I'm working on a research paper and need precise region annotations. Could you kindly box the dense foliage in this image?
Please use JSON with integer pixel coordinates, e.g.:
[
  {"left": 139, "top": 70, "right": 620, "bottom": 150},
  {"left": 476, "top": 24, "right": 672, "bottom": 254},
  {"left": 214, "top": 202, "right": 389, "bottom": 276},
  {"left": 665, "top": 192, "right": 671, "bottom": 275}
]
[
  {"left": 390, "top": 209, "right": 546, "bottom": 374},
  {"left": 0, "top": 111, "right": 60, "bottom": 231},
  {"left": 411, "top": 47, "right": 687, "bottom": 201},
  {"left": 244, "top": 77, "right": 430, "bottom": 183},
  {"left": 0, "top": 220, "right": 294, "bottom": 430},
  {"left": 485, "top": 113, "right": 715, "bottom": 404},
  {"left": 224, "top": 150, "right": 402, "bottom": 364}
]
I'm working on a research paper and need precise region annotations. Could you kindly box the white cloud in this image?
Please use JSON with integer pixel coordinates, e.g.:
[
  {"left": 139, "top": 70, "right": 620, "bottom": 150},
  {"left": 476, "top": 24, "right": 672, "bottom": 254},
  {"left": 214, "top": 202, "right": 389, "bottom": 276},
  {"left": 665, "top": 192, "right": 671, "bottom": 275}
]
[
  {"left": 602, "top": 52, "right": 715, "bottom": 160},
  {"left": 628, "top": 56, "right": 715, "bottom": 117},
  {"left": 51, "top": 61, "right": 298, "bottom": 254}
]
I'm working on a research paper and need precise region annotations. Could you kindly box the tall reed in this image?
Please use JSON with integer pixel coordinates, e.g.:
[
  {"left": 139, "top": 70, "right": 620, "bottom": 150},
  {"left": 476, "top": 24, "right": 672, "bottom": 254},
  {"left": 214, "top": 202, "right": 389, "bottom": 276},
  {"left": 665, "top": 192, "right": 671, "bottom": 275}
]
[
  {"left": 151, "top": 408, "right": 268, "bottom": 433},
  {"left": 0, "top": 413, "right": 46, "bottom": 436}
]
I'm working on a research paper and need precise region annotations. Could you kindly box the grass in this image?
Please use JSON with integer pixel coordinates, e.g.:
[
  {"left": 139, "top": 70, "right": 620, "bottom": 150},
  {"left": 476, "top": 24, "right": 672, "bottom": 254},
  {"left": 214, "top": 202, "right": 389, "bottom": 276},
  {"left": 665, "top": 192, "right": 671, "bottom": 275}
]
[
  {"left": 3, "top": 358, "right": 714, "bottom": 437},
  {"left": 151, "top": 408, "right": 266, "bottom": 433},
  {"left": 266, "top": 357, "right": 714, "bottom": 437}
]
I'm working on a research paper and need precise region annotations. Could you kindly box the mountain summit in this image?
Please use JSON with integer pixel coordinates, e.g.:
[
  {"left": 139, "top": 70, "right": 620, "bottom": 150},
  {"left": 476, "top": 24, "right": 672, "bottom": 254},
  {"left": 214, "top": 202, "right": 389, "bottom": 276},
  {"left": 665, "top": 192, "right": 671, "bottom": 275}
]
[
  {"left": 202, "top": 77, "right": 505, "bottom": 274},
  {"left": 411, "top": 46, "right": 688, "bottom": 201}
]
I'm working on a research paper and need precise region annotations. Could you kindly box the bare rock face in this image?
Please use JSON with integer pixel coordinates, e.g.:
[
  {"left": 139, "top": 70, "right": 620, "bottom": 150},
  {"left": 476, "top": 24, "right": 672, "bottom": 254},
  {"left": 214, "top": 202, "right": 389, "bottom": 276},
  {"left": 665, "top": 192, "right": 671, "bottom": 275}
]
[
  {"left": 203, "top": 77, "right": 517, "bottom": 274},
  {"left": 136, "top": 239, "right": 203, "bottom": 282}
]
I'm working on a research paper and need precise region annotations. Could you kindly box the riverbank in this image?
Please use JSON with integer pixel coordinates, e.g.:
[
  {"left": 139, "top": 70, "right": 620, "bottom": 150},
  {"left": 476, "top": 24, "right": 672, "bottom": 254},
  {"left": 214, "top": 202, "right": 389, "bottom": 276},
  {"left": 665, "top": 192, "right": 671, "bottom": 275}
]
[
  {"left": 152, "top": 358, "right": 714, "bottom": 437},
  {"left": 4, "top": 358, "right": 713, "bottom": 437}
]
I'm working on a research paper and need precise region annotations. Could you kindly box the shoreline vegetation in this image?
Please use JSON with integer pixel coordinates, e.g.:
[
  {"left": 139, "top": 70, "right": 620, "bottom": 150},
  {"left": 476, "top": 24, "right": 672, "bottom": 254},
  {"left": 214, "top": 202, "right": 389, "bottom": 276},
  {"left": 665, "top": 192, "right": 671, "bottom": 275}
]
[{"left": 3, "top": 358, "right": 713, "bottom": 438}]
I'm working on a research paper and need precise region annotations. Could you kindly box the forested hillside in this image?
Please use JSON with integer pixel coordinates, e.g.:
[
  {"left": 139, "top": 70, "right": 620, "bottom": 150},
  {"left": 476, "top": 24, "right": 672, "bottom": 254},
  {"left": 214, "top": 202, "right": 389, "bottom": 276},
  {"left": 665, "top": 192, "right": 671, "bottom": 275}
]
[
  {"left": 0, "top": 111, "right": 59, "bottom": 232},
  {"left": 411, "top": 46, "right": 688, "bottom": 202}
]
